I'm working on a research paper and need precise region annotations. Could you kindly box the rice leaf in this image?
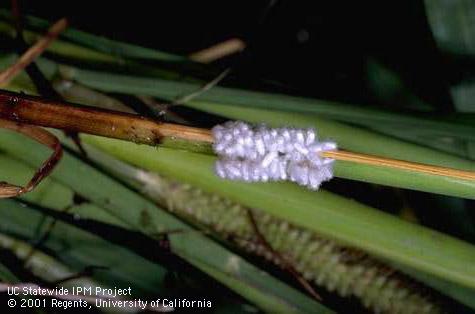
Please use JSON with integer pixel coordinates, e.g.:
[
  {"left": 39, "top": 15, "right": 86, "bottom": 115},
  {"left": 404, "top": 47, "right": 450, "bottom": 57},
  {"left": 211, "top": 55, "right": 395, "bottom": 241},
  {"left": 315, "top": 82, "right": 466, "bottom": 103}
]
[
  {"left": 80, "top": 134, "right": 475, "bottom": 291},
  {"left": 0, "top": 129, "right": 330, "bottom": 314},
  {"left": 0, "top": 198, "right": 169, "bottom": 295},
  {"left": 425, "top": 0, "right": 475, "bottom": 113},
  {"left": 392, "top": 261, "right": 475, "bottom": 310},
  {"left": 185, "top": 101, "right": 475, "bottom": 199}
]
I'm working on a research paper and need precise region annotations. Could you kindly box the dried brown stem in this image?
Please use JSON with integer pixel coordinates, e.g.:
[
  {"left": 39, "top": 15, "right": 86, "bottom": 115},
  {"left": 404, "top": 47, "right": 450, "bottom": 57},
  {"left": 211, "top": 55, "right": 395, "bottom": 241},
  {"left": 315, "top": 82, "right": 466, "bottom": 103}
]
[
  {"left": 0, "top": 118, "right": 62, "bottom": 198},
  {"left": 173, "top": 68, "right": 231, "bottom": 105},
  {"left": 322, "top": 150, "right": 475, "bottom": 180},
  {"left": 0, "top": 18, "right": 68, "bottom": 87},
  {"left": 0, "top": 90, "right": 474, "bottom": 181},
  {"left": 0, "top": 90, "right": 213, "bottom": 145},
  {"left": 189, "top": 38, "right": 246, "bottom": 63}
]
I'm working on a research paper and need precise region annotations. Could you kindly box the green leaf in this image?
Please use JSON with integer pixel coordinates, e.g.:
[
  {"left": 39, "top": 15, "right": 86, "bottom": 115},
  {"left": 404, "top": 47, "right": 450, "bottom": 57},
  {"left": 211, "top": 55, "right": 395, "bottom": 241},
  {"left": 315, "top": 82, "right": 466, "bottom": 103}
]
[
  {"left": 0, "top": 129, "right": 330, "bottom": 314},
  {"left": 186, "top": 101, "right": 475, "bottom": 199},
  {"left": 3, "top": 42, "right": 475, "bottom": 159},
  {"left": 0, "top": 198, "right": 169, "bottom": 295},
  {"left": 424, "top": 0, "right": 475, "bottom": 56},
  {"left": 9, "top": 59, "right": 470, "bottom": 198},
  {"left": 63, "top": 66, "right": 475, "bottom": 141},
  {"left": 81, "top": 134, "right": 475, "bottom": 292},
  {"left": 425, "top": 0, "right": 475, "bottom": 113},
  {"left": 3, "top": 50, "right": 471, "bottom": 145},
  {"left": 0, "top": 153, "right": 131, "bottom": 228},
  {"left": 392, "top": 261, "right": 475, "bottom": 310},
  {"left": 0, "top": 154, "right": 73, "bottom": 209}
]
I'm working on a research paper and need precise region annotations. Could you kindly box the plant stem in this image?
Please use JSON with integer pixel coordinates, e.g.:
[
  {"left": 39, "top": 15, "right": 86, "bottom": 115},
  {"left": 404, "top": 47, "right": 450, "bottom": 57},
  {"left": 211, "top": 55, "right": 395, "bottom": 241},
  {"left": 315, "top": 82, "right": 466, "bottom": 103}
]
[
  {"left": 0, "top": 89, "right": 212, "bottom": 144},
  {"left": 0, "top": 118, "right": 62, "bottom": 198},
  {"left": 0, "top": 18, "right": 67, "bottom": 87},
  {"left": 189, "top": 38, "right": 246, "bottom": 63},
  {"left": 0, "top": 89, "right": 474, "bottom": 183}
]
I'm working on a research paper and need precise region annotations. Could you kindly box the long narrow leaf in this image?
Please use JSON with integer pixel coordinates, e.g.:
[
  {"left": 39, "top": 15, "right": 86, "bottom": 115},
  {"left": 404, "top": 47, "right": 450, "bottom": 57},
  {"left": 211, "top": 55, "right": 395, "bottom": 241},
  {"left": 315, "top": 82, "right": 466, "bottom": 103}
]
[
  {"left": 64, "top": 66, "right": 475, "bottom": 141},
  {"left": 185, "top": 101, "right": 475, "bottom": 199},
  {"left": 0, "top": 199, "right": 169, "bottom": 296},
  {"left": 2, "top": 57, "right": 474, "bottom": 198},
  {"left": 82, "top": 134, "right": 475, "bottom": 290},
  {"left": 0, "top": 129, "right": 330, "bottom": 314}
]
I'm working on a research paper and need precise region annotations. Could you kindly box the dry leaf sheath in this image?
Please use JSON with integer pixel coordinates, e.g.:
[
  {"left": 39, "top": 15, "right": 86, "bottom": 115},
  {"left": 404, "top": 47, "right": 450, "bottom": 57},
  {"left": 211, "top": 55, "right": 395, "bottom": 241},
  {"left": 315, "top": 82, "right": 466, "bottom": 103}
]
[{"left": 0, "top": 118, "right": 62, "bottom": 198}]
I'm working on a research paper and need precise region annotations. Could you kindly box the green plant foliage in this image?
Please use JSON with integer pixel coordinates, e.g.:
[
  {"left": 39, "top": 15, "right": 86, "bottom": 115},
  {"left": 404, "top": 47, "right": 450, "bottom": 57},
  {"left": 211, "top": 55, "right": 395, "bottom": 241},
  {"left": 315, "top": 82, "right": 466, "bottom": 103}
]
[
  {"left": 79, "top": 134, "right": 475, "bottom": 291},
  {"left": 0, "top": 129, "right": 331, "bottom": 314}
]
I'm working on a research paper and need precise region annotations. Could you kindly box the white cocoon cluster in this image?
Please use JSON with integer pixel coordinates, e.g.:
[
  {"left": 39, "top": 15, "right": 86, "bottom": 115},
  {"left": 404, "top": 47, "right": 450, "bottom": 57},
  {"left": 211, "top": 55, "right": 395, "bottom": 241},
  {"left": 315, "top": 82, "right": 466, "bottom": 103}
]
[{"left": 212, "top": 121, "right": 337, "bottom": 190}]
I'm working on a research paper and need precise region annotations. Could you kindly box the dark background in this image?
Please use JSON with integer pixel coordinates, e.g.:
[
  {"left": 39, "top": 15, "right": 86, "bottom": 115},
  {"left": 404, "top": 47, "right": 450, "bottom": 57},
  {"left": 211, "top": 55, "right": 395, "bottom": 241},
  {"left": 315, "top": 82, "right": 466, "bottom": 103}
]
[{"left": 17, "top": 0, "right": 454, "bottom": 112}]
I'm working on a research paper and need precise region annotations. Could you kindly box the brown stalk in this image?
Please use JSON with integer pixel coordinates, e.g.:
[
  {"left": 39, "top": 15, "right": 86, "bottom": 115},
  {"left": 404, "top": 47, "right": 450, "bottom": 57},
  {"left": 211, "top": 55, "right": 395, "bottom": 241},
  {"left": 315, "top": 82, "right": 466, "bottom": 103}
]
[
  {"left": 0, "top": 89, "right": 474, "bottom": 181},
  {"left": 0, "top": 18, "right": 68, "bottom": 87},
  {"left": 173, "top": 68, "right": 231, "bottom": 105},
  {"left": 0, "top": 118, "right": 62, "bottom": 198},
  {"left": 0, "top": 90, "right": 213, "bottom": 145},
  {"left": 189, "top": 38, "right": 246, "bottom": 63}
]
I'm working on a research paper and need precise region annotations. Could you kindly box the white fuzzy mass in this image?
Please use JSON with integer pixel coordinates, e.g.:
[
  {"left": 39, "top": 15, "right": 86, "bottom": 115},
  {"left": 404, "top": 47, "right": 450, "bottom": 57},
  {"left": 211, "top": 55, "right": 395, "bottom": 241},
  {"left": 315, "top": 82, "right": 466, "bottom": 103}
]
[{"left": 212, "top": 121, "right": 337, "bottom": 190}]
